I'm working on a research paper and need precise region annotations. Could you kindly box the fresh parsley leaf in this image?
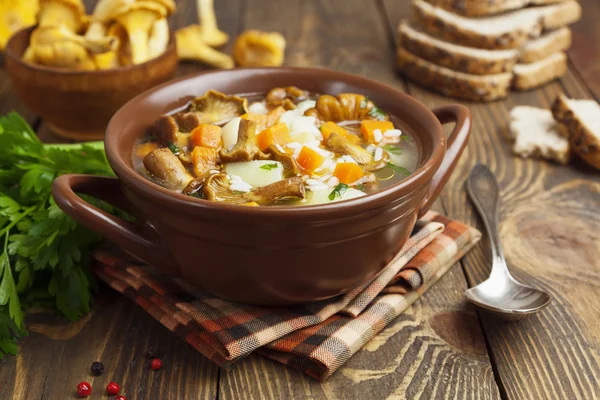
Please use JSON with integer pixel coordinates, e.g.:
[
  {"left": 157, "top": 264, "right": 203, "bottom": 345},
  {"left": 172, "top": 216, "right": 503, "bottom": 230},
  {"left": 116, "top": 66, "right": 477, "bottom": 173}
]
[
  {"left": 382, "top": 144, "right": 402, "bottom": 155},
  {"left": 368, "top": 105, "right": 387, "bottom": 121},
  {"left": 0, "top": 112, "right": 116, "bottom": 358},
  {"left": 386, "top": 162, "right": 410, "bottom": 176},
  {"left": 260, "top": 163, "right": 279, "bottom": 171},
  {"left": 328, "top": 183, "right": 348, "bottom": 201},
  {"left": 168, "top": 141, "right": 182, "bottom": 155},
  {"left": 355, "top": 184, "right": 366, "bottom": 192},
  {"left": 400, "top": 135, "right": 410, "bottom": 142}
]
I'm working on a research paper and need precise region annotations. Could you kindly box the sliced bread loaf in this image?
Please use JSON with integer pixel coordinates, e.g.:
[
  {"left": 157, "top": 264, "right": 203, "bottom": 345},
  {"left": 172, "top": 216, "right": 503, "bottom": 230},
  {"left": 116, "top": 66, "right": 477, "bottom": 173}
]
[
  {"left": 552, "top": 94, "right": 600, "bottom": 170},
  {"left": 398, "top": 20, "right": 519, "bottom": 75},
  {"left": 413, "top": 0, "right": 581, "bottom": 50},
  {"left": 508, "top": 106, "right": 570, "bottom": 164},
  {"left": 424, "top": 0, "right": 566, "bottom": 17},
  {"left": 396, "top": 47, "right": 512, "bottom": 102},
  {"left": 513, "top": 52, "right": 567, "bottom": 90},
  {"left": 519, "top": 27, "right": 572, "bottom": 63}
]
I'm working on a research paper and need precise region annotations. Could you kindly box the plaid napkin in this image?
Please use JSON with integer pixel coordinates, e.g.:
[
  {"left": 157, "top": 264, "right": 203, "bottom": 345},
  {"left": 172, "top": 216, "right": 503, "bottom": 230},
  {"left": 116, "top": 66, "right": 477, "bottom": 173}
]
[{"left": 92, "top": 211, "right": 480, "bottom": 381}]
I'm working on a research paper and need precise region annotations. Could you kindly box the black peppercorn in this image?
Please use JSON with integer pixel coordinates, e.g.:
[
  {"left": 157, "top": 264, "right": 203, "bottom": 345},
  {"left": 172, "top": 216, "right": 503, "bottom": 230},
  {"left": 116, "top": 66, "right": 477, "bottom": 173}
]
[
  {"left": 90, "top": 361, "right": 104, "bottom": 376},
  {"left": 145, "top": 346, "right": 161, "bottom": 359}
]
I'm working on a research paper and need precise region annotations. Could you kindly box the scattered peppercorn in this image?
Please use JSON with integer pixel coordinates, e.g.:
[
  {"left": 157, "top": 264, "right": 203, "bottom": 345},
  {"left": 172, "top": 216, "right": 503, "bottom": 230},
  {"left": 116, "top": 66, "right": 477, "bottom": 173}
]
[
  {"left": 90, "top": 361, "right": 104, "bottom": 376},
  {"left": 151, "top": 358, "right": 163, "bottom": 370},
  {"left": 116, "top": 396, "right": 127, "bottom": 400},
  {"left": 76, "top": 382, "right": 92, "bottom": 397},
  {"left": 145, "top": 346, "right": 162, "bottom": 359},
  {"left": 106, "top": 382, "right": 120, "bottom": 395}
]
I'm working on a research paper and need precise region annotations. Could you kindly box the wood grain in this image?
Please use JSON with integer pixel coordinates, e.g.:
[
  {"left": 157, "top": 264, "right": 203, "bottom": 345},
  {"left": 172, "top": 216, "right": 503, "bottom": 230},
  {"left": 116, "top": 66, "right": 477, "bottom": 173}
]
[
  {"left": 382, "top": 1, "right": 600, "bottom": 398},
  {"left": 219, "top": 1, "right": 499, "bottom": 399},
  {"left": 567, "top": 0, "right": 600, "bottom": 101}
]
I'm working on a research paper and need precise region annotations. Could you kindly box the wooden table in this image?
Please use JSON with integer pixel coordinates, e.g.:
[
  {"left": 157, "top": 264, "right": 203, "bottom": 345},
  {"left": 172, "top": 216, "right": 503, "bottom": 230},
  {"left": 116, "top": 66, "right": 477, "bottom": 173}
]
[{"left": 1, "top": 1, "right": 600, "bottom": 399}]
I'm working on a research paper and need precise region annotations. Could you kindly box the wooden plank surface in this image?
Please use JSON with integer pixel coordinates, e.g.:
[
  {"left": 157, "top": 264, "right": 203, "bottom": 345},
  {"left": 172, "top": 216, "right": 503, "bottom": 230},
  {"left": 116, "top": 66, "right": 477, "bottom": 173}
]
[
  {"left": 567, "top": 0, "right": 600, "bottom": 101},
  {"left": 1, "top": 0, "right": 600, "bottom": 398},
  {"left": 219, "top": 1, "right": 499, "bottom": 398},
  {"left": 382, "top": 1, "right": 600, "bottom": 399}
]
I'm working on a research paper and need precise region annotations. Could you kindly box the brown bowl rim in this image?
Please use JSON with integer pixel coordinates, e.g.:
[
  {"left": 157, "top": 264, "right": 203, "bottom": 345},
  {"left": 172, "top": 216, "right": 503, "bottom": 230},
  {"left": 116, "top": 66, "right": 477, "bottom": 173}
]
[
  {"left": 4, "top": 26, "right": 177, "bottom": 76},
  {"left": 105, "top": 67, "right": 446, "bottom": 220}
]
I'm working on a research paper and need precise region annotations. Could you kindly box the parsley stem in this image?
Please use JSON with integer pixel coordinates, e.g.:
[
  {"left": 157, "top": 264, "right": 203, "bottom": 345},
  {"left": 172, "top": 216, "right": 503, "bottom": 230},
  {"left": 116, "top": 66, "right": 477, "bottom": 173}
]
[
  {"left": 43, "top": 141, "right": 104, "bottom": 151},
  {"left": 0, "top": 204, "right": 38, "bottom": 237}
]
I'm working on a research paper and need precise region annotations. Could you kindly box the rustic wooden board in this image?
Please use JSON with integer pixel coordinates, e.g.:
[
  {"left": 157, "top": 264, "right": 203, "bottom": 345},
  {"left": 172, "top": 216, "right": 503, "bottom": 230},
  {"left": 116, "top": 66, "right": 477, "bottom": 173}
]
[
  {"left": 382, "top": 0, "right": 600, "bottom": 399},
  {"left": 219, "top": 1, "right": 500, "bottom": 398},
  {"left": 567, "top": 0, "right": 600, "bottom": 101}
]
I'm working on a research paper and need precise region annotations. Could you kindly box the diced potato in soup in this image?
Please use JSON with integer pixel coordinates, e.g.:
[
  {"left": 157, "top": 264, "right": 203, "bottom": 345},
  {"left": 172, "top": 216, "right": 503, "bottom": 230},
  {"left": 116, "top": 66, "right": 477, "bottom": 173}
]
[{"left": 133, "top": 87, "right": 419, "bottom": 207}]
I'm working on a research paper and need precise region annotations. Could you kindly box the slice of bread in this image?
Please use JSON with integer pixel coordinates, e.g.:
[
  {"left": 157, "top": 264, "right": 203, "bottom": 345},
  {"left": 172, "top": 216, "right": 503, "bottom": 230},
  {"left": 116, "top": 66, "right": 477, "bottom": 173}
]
[
  {"left": 519, "top": 27, "right": 572, "bottom": 63},
  {"left": 398, "top": 20, "right": 519, "bottom": 75},
  {"left": 396, "top": 46, "right": 512, "bottom": 102},
  {"left": 509, "top": 106, "right": 570, "bottom": 164},
  {"left": 513, "top": 52, "right": 567, "bottom": 90},
  {"left": 552, "top": 94, "right": 600, "bottom": 170},
  {"left": 424, "top": 0, "right": 565, "bottom": 17},
  {"left": 413, "top": 0, "right": 581, "bottom": 50}
]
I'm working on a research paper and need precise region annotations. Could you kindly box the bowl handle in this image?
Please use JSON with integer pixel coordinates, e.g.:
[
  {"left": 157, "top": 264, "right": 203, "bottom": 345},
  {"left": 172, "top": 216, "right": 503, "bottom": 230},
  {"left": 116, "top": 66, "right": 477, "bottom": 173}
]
[
  {"left": 52, "top": 174, "right": 175, "bottom": 271},
  {"left": 418, "top": 104, "right": 471, "bottom": 218}
]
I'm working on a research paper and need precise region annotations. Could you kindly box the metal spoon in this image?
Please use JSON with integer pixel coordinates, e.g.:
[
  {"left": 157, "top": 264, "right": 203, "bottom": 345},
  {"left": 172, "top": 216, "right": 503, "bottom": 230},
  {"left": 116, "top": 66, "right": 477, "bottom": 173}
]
[{"left": 465, "top": 164, "right": 551, "bottom": 320}]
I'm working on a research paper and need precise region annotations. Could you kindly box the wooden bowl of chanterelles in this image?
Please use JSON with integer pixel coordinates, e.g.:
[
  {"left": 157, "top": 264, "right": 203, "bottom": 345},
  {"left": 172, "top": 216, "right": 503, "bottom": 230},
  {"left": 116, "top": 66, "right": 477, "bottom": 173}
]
[{"left": 4, "top": 26, "right": 177, "bottom": 141}]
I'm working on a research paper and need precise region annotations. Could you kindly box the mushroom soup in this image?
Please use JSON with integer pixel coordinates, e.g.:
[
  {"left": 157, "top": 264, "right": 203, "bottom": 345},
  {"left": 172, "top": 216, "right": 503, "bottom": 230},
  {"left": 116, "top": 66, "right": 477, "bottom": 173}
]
[{"left": 133, "top": 87, "right": 419, "bottom": 206}]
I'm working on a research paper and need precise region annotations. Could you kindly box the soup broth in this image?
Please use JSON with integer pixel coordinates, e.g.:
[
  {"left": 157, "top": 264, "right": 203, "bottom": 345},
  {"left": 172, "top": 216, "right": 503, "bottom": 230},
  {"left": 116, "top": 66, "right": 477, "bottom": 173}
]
[{"left": 133, "top": 87, "right": 419, "bottom": 207}]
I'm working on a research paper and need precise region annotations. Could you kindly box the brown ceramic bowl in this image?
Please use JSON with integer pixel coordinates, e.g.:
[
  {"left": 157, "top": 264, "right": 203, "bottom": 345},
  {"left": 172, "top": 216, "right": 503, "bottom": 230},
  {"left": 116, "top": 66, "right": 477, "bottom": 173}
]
[
  {"left": 4, "top": 26, "right": 178, "bottom": 141},
  {"left": 52, "top": 68, "right": 471, "bottom": 305}
]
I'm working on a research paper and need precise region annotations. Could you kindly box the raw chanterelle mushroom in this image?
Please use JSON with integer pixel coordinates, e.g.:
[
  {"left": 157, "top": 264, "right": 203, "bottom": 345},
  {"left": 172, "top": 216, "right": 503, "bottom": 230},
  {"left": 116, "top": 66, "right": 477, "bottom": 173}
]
[
  {"left": 175, "top": 25, "right": 234, "bottom": 69},
  {"left": 101, "top": 1, "right": 168, "bottom": 64},
  {"left": 0, "top": 0, "right": 39, "bottom": 50},
  {"left": 31, "top": 25, "right": 119, "bottom": 54},
  {"left": 195, "top": 0, "right": 228, "bottom": 47},
  {"left": 147, "top": 18, "right": 169, "bottom": 59},
  {"left": 31, "top": 41, "right": 97, "bottom": 70},
  {"left": 233, "top": 30, "right": 286, "bottom": 67},
  {"left": 38, "top": 0, "right": 87, "bottom": 33}
]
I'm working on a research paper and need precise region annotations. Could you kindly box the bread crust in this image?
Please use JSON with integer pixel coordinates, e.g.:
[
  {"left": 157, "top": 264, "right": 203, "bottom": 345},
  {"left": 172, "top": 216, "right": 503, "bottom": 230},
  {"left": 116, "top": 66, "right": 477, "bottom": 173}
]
[
  {"left": 413, "top": 0, "right": 542, "bottom": 49},
  {"left": 542, "top": 1, "right": 581, "bottom": 31},
  {"left": 513, "top": 53, "right": 567, "bottom": 90},
  {"left": 552, "top": 94, "right": 600, "bottom": 170},
  {"left": 398, "top": 21, "right": 518, "bottom": 75},
  {"left": 396, "top": 47, "right": 511, "bottom": 102},
  {"left": 424, "top": 0, "right": 564, "bottom": 16},
  {"left": 519, "top": 28, "right": 572, "bottom": 64}
]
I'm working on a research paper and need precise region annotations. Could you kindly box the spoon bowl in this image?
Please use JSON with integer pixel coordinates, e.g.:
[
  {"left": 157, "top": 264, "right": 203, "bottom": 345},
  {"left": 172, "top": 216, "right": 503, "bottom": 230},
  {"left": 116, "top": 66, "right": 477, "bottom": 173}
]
[{"left": 465, "top": 165, "right": 551, "bottom": 319}]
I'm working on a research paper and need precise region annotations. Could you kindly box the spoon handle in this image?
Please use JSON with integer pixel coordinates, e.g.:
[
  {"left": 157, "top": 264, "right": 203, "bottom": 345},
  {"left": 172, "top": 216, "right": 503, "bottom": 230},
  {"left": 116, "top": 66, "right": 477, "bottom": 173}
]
[{"left": 466, "top": 165, "right": 508, "bottom": 271}]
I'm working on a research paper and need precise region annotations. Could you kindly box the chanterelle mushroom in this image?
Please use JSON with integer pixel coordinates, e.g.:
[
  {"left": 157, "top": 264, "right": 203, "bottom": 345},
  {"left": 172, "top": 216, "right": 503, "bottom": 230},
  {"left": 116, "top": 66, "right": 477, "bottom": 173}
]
[
  {"left": 147, "top": 18, "right": 169, "bottom": 59},
  {"left": 324, "top": 133, "right": 388, "bottom": 171},
  {"left": 304, "top": 94, "right": 388, "bottom": 123},
  {"left": 109, "top": 1, "right": 167, "bottom": 64},
  {"left": 31, "top": 25, "right": 119, "bottom": 54},
  {"left": 220, "top": 119, "right": 266, "bottom": 163},
  {"left": 203, "top": 174, "right": 305, "bottom": 205},
  {"left": 175, "top": 25, "right": 234, "bottom": 69},
  {"left": 233, "top": 30, "right": 286, "bottom": 67},
  {"left": 188, "top": 90, "right": 247, "bottom": 125},
  {"left": 266, "top": 145, "right": 300, "bottom": 177},
  {"left": 38, "top": 0, "right": 87, "bottom": 33},
  {"left": 0, "top": 0, "right": 39, "bottom": 50},
  {"left": 266, "top": 86, "right": 309, "bottom": 110},
  {"left": 195, "top": 0, "right": 228, "bottom": 47},
  {"left": 31, "top": 41, "right": 97, "bottom": 70},
  {"left": 143, "top": 148, "right": 193, "bottom": 191}
]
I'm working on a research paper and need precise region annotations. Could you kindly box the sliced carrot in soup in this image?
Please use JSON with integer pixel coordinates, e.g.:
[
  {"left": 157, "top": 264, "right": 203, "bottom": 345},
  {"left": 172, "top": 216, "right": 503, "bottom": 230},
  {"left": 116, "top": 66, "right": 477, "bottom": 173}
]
[
  {"left": 333, "top": 162, "right": 364, "bottom": 184},
  {"left": 297, "top": 146, "right": 325, "bottom": 172},
  {"left": 256, "top": 123, "right": 291, "bottom": 151},
  {"left": 191, "top": 146, "right": 218, "bottom": 176},
  {"left": 360, "top": 120, "right": 394, "bottom": 143},
  {"left": 191, "top": 124, "right": 222, "bottom": 149}
]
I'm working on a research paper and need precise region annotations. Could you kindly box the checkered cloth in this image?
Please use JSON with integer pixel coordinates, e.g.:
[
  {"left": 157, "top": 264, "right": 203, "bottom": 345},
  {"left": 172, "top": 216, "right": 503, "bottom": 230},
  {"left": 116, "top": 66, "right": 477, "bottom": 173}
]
[{"left": 92, "top": 211, "right": 480, "bottom": 381}]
